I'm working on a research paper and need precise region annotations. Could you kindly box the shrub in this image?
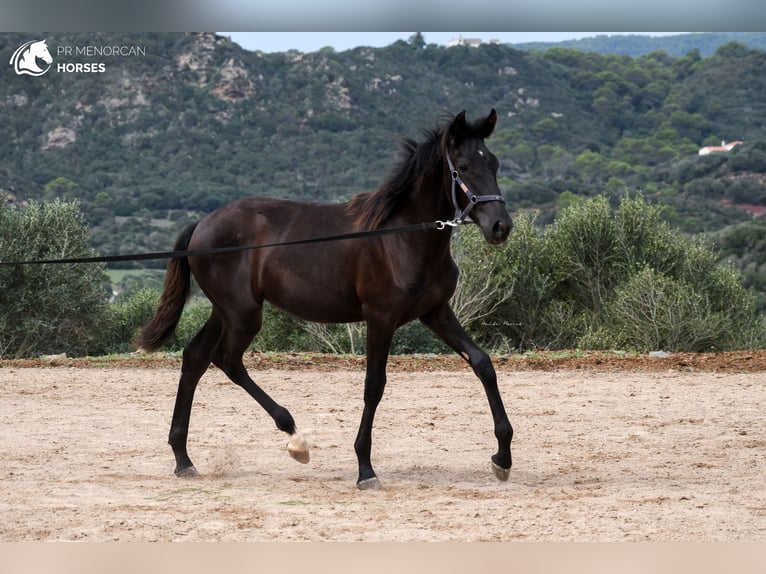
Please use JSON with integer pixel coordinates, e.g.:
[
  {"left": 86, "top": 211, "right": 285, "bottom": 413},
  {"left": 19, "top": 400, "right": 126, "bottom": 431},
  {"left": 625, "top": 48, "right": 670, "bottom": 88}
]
[
  {"left": 452, "top": 210, "right": 557, "bottom": 350},
  {"left": 454, "top": 193, "right": 766, "bottom": 352},
  {"left": 89, "top": 193, "right": 766, "bottom": 355},
  {"left": 0, "top": 200, "right": 110, "bottom": 358},
  {"left": 169, "top": 298, "right": 214, "bottom": 350},
  {"left": 255, "top": 302, "right": 317, "bottom": 352},
  {"left": 586, "top": 266, "right": 757, "bottom": 352},
  {"left": 93, "top": 287, "right": 160, "bottom": 354}
]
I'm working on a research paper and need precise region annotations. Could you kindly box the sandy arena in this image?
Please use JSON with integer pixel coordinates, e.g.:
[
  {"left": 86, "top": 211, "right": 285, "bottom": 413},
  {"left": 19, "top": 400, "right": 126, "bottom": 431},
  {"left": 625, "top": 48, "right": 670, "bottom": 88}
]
[{"left": 1, "top": 352, "right": 765, "bottom": 541}]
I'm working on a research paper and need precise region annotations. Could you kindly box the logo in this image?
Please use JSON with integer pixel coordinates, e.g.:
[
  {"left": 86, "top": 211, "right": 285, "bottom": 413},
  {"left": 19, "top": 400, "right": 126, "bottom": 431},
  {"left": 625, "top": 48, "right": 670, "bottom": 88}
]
[{"left": 10, "top": 39, "right": 53, "bottom": 77}]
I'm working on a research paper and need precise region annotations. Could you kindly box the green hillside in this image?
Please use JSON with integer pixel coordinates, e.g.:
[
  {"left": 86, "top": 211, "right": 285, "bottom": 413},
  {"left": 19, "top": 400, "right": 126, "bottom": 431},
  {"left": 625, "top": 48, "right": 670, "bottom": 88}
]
[
  {"left": 2, "top": 31, "right": 766, "bottom": 283},
  {"left": 513, "top": 32, "right": 766, "bottom": 57}
]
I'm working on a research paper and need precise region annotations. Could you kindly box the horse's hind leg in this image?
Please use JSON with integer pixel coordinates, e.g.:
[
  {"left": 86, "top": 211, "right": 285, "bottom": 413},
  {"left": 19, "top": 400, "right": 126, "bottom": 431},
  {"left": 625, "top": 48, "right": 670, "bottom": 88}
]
[
  {"left": 169, "top": 313, "right": 222, "bottom": 477},
  {"left": 211, "top": 304, "right": 310, "bottom": 465}
]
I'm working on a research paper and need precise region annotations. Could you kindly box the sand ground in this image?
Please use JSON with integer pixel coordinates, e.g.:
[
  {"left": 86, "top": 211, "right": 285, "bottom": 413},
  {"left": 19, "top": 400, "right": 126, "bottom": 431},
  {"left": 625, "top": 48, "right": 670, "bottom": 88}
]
[{"left": 1, "top": 357, "right": 765, "bottom": 541}]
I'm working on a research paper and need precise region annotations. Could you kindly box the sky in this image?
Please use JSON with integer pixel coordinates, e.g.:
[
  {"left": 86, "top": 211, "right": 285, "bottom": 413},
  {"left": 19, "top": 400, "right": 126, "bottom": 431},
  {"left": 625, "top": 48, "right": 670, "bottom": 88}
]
[
  {"left": 219, "top": 32, "right": 686, "bottom": 54},
  {"left": 1, "top": 0, "right": 761, "bottom": 34}
]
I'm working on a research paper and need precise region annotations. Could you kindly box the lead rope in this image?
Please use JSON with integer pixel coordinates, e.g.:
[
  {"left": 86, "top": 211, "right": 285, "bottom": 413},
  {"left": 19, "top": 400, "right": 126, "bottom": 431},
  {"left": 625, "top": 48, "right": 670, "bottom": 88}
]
[{"left": 0, "top": 220, "right": 457, "bottom": 266}]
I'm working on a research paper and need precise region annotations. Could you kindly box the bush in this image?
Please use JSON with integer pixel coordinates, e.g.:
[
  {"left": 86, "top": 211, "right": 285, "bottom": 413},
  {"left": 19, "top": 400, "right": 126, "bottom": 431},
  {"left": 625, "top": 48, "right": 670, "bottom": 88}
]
[
  {"left": 584, "top": 266, "right": 759, "bottom": 352},
  {"left": 92, "top": 287, "right": 160, "bottom": 354},
  {"left": 453, "top": 193, "right": 766, "bottom": 352},
  {"left": 100, "top": 289, "right": 448, "bottom": 355},
  {"left": 85, "top": 192, "right": 766, "bottom": 355},
  {"left": 252, "top": 302, "right": 316, "bottom": 352},
  {"left": 260, "top": 311, "right": 446, "bottom": 355},
  {"left": 546, "top": 194, "right": 618, "bottom": 314},
  {"left": 391, "top": 322, "right": 447, "bottom": 355},
  {"left": 452, "top": 211, "right": 557, "bottom": 350},
  {"left": 0, "top": 200, "right": 110, "bottom": 358}
]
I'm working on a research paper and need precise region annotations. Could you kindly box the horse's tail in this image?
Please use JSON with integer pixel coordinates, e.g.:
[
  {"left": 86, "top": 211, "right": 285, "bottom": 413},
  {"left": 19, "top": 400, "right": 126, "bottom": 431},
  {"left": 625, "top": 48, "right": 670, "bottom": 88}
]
[{"left": 135, "top": 222, "right": 199, "bottom": 352}]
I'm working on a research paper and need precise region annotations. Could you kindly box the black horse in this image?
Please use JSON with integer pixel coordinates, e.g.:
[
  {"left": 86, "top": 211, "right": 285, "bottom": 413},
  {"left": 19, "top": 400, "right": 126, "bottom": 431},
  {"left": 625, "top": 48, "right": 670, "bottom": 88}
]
[{"left": 137, "top": 109, "right": 513, "bottom": 489}]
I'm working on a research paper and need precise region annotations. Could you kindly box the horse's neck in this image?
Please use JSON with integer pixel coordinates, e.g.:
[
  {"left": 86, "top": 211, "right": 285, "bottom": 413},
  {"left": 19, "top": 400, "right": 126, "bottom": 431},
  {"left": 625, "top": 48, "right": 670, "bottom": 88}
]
[
  {"left": 396, "top": 175, "right": 455, "bottom": 256},
  {"left": 403, "top": 173, "right": 453, "bottom": 224}
]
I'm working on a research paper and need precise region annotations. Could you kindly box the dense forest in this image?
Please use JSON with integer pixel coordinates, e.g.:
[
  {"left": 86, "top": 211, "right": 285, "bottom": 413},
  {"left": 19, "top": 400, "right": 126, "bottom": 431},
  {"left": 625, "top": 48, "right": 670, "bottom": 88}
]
[
  {"left": 3, "top": 32, "right": 766, "bottom": 304},
  {"left": 513, "top": 32, "right": 766, "bottom": 57}
]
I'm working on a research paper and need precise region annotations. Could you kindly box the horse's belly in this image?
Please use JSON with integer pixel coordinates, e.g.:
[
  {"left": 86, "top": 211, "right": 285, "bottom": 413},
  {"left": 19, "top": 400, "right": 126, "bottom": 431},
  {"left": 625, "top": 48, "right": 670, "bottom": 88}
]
[
  {"left": 261, "top": 266, "right": 363, "bottom": 324},
  {"left": 268, "top": 291, "right": 363, "bottom": 323}
]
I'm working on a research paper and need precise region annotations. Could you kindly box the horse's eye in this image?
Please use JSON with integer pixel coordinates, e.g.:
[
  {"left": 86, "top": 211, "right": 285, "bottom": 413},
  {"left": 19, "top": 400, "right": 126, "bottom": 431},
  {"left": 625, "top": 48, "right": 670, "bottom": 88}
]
[{"left": 458, "top": 163, "right": 468, "bottom": 172}]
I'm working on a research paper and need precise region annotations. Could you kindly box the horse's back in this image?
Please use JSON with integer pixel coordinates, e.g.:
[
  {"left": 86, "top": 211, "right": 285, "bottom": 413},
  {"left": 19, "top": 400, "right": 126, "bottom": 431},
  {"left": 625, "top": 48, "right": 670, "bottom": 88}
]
[{"left": 193, "top": 196, "right": 353, "bottom": 244}]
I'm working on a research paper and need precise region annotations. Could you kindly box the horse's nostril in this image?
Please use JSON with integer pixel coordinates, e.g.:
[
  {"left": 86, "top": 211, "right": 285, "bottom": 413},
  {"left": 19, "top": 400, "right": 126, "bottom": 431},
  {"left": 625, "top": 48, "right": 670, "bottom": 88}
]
[{"left": 492, "top": 220, "right": 510, "bottom": 240}]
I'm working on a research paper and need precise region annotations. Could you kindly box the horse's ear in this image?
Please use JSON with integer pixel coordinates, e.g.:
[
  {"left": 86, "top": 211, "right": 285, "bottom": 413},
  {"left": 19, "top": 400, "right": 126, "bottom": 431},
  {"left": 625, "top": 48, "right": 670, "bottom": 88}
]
[
  {"left": 445, "top": 110, "right": 468, "bottom": 147},
  {"left": 479, "top": 109, "right": 498, "bottom": 139}
]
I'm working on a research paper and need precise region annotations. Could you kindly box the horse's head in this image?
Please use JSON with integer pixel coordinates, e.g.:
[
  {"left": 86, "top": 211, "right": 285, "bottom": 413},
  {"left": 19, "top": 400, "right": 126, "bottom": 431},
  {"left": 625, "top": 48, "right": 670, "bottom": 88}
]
[
  {"left": 441, "top": 109, "right": 511, "bottom": 244},
  {"left": 31, "top": 40, "right": 53, "bottom": 64}
]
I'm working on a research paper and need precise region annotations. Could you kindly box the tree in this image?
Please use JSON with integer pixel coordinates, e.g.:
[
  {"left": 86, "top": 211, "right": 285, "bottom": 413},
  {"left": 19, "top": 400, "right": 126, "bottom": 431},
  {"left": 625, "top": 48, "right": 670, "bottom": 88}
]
[
  {"left": 537, "top": 144, "right": 570, "bottom": 179},
  {"left": 408, "top": 33, "right": 426, "bottom": 49},
  {"left": 574, "top": 150, "right": 607, "bottom": 183},
  {"left": 0, "top": 200, "right": 109, "bottom": 358},
  {"left": 43, "top": 176, "right": 81, "bottom": 201}
]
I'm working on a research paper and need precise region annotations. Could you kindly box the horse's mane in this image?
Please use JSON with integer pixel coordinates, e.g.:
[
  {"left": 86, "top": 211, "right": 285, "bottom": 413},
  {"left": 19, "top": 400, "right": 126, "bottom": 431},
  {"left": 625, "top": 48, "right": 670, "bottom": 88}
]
[{"left": 346, "top": 122, "right": 445, "bottom": 230}]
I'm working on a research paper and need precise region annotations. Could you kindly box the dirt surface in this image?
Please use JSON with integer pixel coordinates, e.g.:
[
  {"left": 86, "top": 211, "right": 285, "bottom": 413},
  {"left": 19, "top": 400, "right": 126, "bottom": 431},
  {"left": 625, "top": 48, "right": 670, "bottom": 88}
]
[{"left": 2, "top": 350, "right": 766, "bottom": 541}]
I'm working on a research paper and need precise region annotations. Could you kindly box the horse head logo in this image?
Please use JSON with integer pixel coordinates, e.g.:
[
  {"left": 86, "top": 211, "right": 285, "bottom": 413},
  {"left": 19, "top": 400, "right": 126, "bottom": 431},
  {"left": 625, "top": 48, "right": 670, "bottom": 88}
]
[{"left": 10, "top": 40, "right": 53, "bottom": 77}]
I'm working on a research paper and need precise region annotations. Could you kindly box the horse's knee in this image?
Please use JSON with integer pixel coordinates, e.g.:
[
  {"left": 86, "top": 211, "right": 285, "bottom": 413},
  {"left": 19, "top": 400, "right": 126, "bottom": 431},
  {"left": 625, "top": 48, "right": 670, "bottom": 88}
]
[
  {"left": 363, "top": 374, "right": 386, "bottom": 405},
  {"left": 470, "top": 350, "right": 495, "bottom": 380}
]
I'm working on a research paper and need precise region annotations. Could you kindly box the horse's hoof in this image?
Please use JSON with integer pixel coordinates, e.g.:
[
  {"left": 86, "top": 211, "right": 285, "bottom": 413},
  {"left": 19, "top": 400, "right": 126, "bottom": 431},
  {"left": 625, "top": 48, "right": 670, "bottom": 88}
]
[
  {"left": 357, "top": 477, "right": 382, "bottom": 490},
  {"left": 175, "top": 465, "right": 200, "bottom": 478},
  {"left": 491, "top": 460, "right": 511, "bottom": 482},
  {"left": 287, "top": 432, "right": 310, "bottom": 464}
]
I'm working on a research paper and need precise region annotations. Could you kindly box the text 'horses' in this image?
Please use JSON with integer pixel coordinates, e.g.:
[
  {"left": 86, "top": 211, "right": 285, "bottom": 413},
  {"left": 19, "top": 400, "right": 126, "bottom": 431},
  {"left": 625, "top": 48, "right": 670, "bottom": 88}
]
[{"left": 138, "top": 109, "right": 513, "bottom": 489}]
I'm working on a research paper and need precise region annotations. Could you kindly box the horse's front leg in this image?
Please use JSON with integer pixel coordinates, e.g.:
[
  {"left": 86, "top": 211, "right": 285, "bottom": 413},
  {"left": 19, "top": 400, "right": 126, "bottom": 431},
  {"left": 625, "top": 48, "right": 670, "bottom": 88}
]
[
  {"left": 421, "top": 304, "right": 512, "bottom": 481},
  {"left": 354, "top": 320, "right": 395, "bottom": 490}
]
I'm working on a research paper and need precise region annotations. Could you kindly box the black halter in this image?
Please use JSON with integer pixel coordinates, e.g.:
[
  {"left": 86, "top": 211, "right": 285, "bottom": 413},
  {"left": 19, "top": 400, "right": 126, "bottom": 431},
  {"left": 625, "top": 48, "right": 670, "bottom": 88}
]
[{"left": 446, "top": 153, "right": 506, "bottom": 224}]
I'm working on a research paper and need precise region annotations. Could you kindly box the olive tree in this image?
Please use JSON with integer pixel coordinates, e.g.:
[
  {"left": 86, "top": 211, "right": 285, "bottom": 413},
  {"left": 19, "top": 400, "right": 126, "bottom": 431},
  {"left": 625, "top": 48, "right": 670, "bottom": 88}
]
[{"left": 0, "top": 200, "right": 109, "bottom": 358}]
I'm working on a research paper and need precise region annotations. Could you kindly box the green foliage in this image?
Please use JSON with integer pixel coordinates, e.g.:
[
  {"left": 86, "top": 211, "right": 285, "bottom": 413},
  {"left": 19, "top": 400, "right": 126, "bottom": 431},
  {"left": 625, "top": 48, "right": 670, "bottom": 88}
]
[
  {"left": 254, "top": 303, "right": 317, "bottom": 353},
  {"left": 0, "top": 201, "right": 110, "bottom": 358},
  {"left": 94, "top": 290, "right": 213, "bottom": 354},
  {"left": 254, "top": 305, "right": 445, "bottom": 355},
  {"left": 5, "top": 196, "right": 760, "bottom": 358},
  {"left": 712, "top": 218, "right": 766, "bottom": 312},
  {"left": 515, "top": 33, "right": 766, "bottom": 59},
  {"left": 454, "top": 194, "right": 766, "bottom": 352},
  {"left": 452, "top": 212, "right": 556, "bottom": 350},
  {"left": 110, "top": 270, "right": 167, "bottom": 300},
  {"left": 547, "top": 195, "right": 618, "bottom": 314},
  {"left": 43, "top": 177, "right": 81, "bottom": 202},
  {"left": 583, "top": 266, "right": 762, "bottom": 352},
  {"left": 93, "top": 287, "right": 160, "bottom": 354},
  {"left": 171, "top": 300, "right": 215, "bottom": 350}
]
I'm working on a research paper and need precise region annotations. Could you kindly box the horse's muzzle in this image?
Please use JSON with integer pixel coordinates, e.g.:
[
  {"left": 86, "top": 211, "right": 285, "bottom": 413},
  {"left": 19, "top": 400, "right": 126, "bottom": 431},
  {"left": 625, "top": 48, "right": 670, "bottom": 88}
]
[{"left": 490, "top": 218, "right": 512, "bottom": 244}]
